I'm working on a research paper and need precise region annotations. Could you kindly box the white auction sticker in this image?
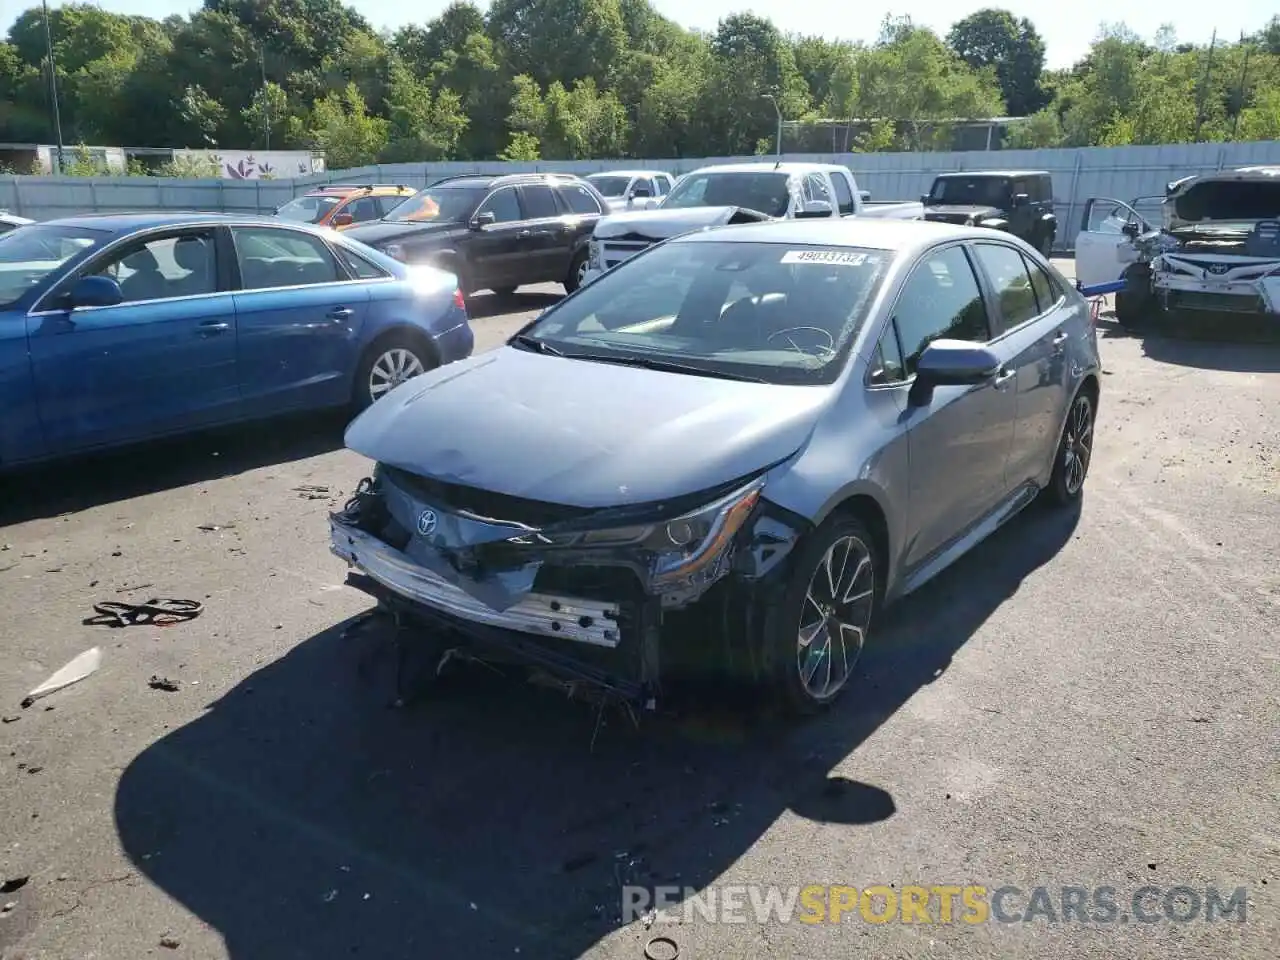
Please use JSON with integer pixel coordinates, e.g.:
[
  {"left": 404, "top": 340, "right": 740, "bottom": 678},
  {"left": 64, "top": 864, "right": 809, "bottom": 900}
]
[{"left": 780, "top": 249, "right": 868, "bottom": 266}]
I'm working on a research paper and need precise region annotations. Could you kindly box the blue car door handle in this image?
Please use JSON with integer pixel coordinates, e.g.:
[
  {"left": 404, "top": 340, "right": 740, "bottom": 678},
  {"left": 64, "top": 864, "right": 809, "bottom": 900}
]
[
  {"left": 1050, "top": 330, "right": 1069, "bottom": 353},
  {"left": 992, "top": 366, "right": 1016, "bottom": 389},
  {"left": 327, "top": 307, "right": 354, "bottom": 321},
  {"left": 197, "top": 320, "right": 231, "bottom": 336}
]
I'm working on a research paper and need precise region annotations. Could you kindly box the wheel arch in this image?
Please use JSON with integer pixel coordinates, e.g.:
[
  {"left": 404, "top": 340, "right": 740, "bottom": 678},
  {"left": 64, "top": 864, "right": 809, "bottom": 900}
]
[{"left": 351, "top": 323, "right": 441, "bottom": 403}]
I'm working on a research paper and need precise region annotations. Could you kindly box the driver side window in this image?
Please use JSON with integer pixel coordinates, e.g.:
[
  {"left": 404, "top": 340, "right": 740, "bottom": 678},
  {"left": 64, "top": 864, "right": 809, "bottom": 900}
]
[
  {"left": 891, "top": 246, "right": 991, "bottom": 377},
  {"left": 476, "top": 188, "right": 522, "bottom": 224}
]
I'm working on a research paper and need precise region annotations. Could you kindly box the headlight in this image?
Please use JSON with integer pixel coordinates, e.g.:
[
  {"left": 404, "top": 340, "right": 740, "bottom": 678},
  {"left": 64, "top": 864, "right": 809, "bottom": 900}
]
[
  {"left": 964, "top": 217, "right": 975, "bottom": 227},
  {"left": 384, "top": 243, "right": 405, "bottom": 261},
  {"left": 588, "top": 239, "right": 601, "bottom": 269},
  {"left": 507, "top": 477, "right": 765, "bottom": 585}
]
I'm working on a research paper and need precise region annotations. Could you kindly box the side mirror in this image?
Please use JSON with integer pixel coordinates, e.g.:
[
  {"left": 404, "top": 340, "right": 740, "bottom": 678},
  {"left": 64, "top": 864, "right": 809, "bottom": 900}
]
[
  {"left": 911, "top": 339, "right": 1001, "bottom": 399},
  {"left": 67, "top": 275, "right": 123, "bottom": 309},
  {"left": 1121, "top": 220, "right": 1141, "bottom": 238},
  {"left": 331, "top": 212, "right": 354, "bottom": 227},
  {"left": 920, "top": 194, "right": 931, "bottom": 205},
  {"left": 858, "top": 190, "right": 872, "bottom": 202},
  {"left": 796, "top": 200, "right": 833, "bottom": 219},
  {"left": 470, "top": 211, "right": 496, "bottom": 230},
  {"left": 1012, "top": 193, "right": 1030, "bottom": 207}
]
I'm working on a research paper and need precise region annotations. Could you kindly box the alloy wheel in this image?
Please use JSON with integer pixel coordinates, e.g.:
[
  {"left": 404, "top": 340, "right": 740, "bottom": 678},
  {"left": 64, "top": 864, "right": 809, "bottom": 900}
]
[
  {"left": 368, "top": 347, "right": 426, "bottom": 402},
  {"left": 1062, "top": 394, "right": 1094, "bottom": 495},
  {"left": 575, "top": 257, "right": 589, "bottom": 287},
  {"left": 796, "top": 535, "right": 875, "bottom": 701}
]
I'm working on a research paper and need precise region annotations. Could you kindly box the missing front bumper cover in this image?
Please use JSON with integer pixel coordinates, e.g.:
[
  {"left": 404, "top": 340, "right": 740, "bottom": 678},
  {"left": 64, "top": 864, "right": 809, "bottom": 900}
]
[{"left": 330, "top": 517, "right": 623, "bottom": 648}]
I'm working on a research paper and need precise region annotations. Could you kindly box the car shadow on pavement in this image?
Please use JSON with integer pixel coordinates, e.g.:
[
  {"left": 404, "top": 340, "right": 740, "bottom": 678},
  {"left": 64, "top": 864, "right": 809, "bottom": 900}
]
[
  {"left": 1096, "top": 315, "right": 1280, "bottom": 373},
  {"left": 468, "top": 289, "right": 562, "bottom": 321},
  {"left": 114, "top": 499, "right": 1081, "bottom": 960},
  {"left": 0, "top": 410, "right": 349, "bottom": 528}
]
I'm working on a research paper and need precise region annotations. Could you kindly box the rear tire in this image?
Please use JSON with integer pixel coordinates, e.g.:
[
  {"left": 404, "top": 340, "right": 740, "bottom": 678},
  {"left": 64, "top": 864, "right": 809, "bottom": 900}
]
[
  {"left": 564, "top": 249, "right": 589, "bottom": 294},
  {"left": 352, "top": 331, "right": 437, "bottom": 412},
  {"left": 762, "top": 514, "right": 881, "bottom": 716},
  {"left": 1045, "top": 388, "right": 1095, "bottom": 507}
]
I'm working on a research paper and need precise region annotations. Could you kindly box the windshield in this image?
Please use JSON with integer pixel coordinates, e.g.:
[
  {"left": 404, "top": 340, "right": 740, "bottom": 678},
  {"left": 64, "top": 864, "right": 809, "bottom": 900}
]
[
  {"left": 927, "top": 176, "right": 1011, "bottom": 208},
  {"left": 275, "top": 195, "right": 341, "bottom": 223},
  {"left": 516, "top": 240, "right": 891, "bottom": 385},
  {"left": 586, "top": 175, "right": 631, "bottom": 197},
  {"left": 0, "top": 224, "right": 104, "bottom": 307},
  {"left": 385, "top": 186, "right": 488, "bottom": 223},
  {"left": 662, "top": 173, "right": 792, "bottom": 218}
]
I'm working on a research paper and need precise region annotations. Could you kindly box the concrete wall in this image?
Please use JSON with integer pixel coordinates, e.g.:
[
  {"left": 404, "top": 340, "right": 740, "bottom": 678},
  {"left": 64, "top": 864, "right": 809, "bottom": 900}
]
[{"left": 3, "top": 140, "right": 1279, "bottom": 251}]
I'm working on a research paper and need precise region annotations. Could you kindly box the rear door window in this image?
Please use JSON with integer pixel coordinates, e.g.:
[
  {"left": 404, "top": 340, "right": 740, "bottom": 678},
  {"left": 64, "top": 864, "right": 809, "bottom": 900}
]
[
  {"left": 557, "top": 184, "right": 603, "bottom": 215},
  {"left": 831, "top": 174, "right": 855, "bottom": 215},
  {"left": 520, "top": 184, "right": 560, "bottom": 220},
  {"left": 476, "top": 187, "right": 522, "bottom": 224},
  {"left": 345, "top": 196, "right": 383, "bottom": 223},
  {"left": 971, "top": 242, "right": 1041, "bottom": 332},
  {"left": 231, "top": 227, "right": 342, "bottom": 290},
  {"left": 1023, "top": 253, "right": 1062, "bottom": 312}
]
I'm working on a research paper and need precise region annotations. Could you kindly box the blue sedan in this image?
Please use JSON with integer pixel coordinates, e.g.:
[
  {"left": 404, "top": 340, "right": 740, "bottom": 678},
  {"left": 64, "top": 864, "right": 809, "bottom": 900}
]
[{"left": 0, "top": 213, "right": 473, "bottom": 467}]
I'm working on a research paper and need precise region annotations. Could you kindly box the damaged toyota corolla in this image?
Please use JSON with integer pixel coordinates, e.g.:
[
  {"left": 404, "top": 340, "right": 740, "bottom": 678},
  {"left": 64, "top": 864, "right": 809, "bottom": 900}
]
[{"left": 330, "top": 219, "right": 1100, "bottom": 713}]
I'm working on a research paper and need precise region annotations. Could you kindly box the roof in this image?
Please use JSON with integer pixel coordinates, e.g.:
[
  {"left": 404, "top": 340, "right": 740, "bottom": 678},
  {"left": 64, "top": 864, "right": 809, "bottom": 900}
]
[
  {"left": 674, "top": 217, "right": 982, "bottom": 254},
  {"left": 688, "top": 162, "right": 849, "bottom": 176},
  {"left": 933, "top": 169, "right": 1049, "bottom": 178},
  {"left": 34, "top": 212, "right": 320, "bottom": 232},
  {"left": 586, "top": 170, "right": 669, "bottom": 178},
  {"left": 306, "top": 183, "right": 415, "bottom": 195},
  {"left": 429, "top": 172, "right": 588, "bottom": 189}
]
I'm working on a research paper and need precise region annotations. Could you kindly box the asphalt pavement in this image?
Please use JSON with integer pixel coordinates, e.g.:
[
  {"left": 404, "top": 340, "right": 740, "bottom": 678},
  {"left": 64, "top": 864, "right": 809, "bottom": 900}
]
[{"left": 0, "top": 265, "right": 1277, "bottom": 960}]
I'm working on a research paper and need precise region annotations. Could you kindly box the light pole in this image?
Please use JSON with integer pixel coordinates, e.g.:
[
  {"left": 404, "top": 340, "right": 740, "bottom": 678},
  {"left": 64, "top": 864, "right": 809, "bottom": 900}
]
[
  {"left": 41, "top": 0, "right": 65, "bottom": 174},
  {"left": 762, "top": 93, "right": 782, "bottom": 158}
]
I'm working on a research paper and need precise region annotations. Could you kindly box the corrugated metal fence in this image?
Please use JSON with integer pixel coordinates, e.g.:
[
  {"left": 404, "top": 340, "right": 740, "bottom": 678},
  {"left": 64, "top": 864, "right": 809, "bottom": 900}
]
[{"left": 3, "top": 140, "right": 1279, "bottom": 251}]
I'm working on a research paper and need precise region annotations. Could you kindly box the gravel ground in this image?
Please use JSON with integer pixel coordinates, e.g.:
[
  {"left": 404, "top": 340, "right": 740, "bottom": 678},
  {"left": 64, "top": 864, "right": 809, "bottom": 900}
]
[{"left": 0, "top": 265, "right": 1276, "bottom": 960}]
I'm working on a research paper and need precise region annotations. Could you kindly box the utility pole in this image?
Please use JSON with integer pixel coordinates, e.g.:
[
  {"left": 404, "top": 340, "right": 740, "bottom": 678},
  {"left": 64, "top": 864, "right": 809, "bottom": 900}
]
[
  {"left": 1231, "top": 31, "right": 1251, "bottom": 139},
  {"left": 41, "top": 0, "right": 65, "bottom": 174},
  {"left": 763, "top": 93, "right": 782, "bottom": 158},
  {"left": 1193, "top": 29, "right": 1217, "bottom": 142}
]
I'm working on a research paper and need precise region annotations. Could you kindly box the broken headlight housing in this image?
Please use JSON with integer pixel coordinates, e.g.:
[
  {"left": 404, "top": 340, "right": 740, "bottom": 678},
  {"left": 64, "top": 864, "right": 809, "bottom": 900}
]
[
  {"left": 507, "top": 477, "right": 765, "bottom": 586},
  {"left": 588, "top": 239, "right": 602, "bottom": 270}
]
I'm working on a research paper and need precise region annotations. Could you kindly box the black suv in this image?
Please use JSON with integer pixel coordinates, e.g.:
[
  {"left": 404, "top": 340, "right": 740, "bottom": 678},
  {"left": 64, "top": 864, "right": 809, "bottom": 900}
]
[
  {"left": 343, "top": 173, "right": 610, "bottom": 296},
  {"left": 921, "top": 170, "right": 1057, "bottom": 256}
]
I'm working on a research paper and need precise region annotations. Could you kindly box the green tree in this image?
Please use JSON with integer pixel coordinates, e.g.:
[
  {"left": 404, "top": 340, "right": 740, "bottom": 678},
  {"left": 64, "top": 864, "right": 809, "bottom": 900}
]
[
  {"left": 947, "top": 8, "right": 1049, "bottom": 114},
  {"left": 241, "top": 81, "right": 291, "bottom": 149},
  {"left": 380, "top": 62, "right": 468, "bottom": 161},
  {"left": 289, "top": 82, "right": 388, "bottom": 169}
]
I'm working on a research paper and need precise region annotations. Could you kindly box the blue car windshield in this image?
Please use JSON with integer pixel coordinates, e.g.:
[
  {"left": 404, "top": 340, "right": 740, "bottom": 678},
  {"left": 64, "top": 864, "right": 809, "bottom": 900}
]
[
  {"left": 520, "top": 240, "right": 892, "bottom": 385},
  {"left": 0, "top": 225, "right": 105, "bottom": 308}
]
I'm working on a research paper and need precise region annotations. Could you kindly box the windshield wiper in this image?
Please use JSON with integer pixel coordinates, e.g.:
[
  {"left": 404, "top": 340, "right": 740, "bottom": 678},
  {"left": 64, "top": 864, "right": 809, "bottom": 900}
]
[
  {"left": 566, "top": 353, "right": 768, "bottom": 383},
  {"left": 511, "top": 334, "right": 564, "bottom": 356}
]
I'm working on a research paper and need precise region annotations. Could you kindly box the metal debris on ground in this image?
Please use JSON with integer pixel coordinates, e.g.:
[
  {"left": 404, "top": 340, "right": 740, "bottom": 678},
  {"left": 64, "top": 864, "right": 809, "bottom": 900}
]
[
  {"left": 21, "top": 647, "right": 102, "bottom": 708},
  {"left": 159, "top": 935, "right": 180, "bottom": 949},
  {"left": 84, "top": 599, "right": 203, "bottom": 628},
  {"left": 0, "top": 877, "right": 29, "bottom": 894},
  {"left": 197, "top": 524, "right": 236, "bottom": 532},
  {"left": 2, "top": 715, "right": 19, "bottom": 723},
  {"left": 148, "top": 676, "right": 180, "bottom": 693},
  {"left": 294, "top": 484, "right": 332, "bottom": 500}
]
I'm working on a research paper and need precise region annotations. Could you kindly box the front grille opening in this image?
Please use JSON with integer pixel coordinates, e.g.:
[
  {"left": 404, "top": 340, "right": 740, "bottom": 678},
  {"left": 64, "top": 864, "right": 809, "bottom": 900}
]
[{"left": 381, "top": 466, "right": 595, "bottom": 527}]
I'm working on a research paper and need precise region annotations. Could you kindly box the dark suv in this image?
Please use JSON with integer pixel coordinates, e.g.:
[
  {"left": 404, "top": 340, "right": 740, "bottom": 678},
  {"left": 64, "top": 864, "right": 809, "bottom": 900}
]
[
  {"left": 342, "top": 173, "right": 609, "bottom": 297},
  {"left": 922, "top": 170, "right": 1057, "bottom": 256}
]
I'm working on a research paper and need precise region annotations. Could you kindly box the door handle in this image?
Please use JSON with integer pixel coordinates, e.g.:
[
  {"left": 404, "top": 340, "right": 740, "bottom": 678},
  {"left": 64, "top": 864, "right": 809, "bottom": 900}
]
[
  {"left": 1051, "top": 330, "right": 1069, "bottom": 353},
  {"left": 327, "top": 307, "right": 354, "bottom": 321},
  {"left": 516, "top": 229, "right": 533, "bottom": 238},
  {"left": 992, "top": 367, "right": 1016, "bottom": 389},
  {"left": 197, "top": 320, "right": 230, "bottom": 335}
]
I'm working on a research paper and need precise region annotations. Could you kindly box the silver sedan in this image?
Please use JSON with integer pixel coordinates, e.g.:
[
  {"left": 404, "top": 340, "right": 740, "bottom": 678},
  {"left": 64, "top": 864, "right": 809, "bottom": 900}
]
[{"left": 330, "top": 218, "right": 1102, "bottom": 713}]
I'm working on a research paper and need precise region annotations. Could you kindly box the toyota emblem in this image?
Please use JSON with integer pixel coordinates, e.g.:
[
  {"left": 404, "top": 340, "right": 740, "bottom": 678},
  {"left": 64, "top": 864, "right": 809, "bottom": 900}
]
[{"left": 416, "top": 509, "right": 438, "bottom": 537}]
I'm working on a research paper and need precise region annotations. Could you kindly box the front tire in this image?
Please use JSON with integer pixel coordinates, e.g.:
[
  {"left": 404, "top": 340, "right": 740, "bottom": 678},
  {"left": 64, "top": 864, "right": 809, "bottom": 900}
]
[
  {"left": 1045, "top": 389, "right": 1095, "bottom": 506},
  {"left": 765, "top": 514, "right": 880, "bottom": 715},
  {"left": 1114, "top": 262, "right": 1154, "bottom": 329},
  {"left": 353, "top": 333, "right": 435, "bottom": 411}
]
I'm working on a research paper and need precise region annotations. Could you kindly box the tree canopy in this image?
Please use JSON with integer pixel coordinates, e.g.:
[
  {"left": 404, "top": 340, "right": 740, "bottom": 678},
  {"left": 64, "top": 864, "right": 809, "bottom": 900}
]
[{"left": 2, "top": 2, "right": 1279, "bottom": 169}]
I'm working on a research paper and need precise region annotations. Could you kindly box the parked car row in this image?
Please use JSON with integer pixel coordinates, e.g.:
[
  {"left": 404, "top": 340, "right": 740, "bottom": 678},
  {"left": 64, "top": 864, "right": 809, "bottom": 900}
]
[{"left": 0, "top": 161, "right": 1096, "bottom": 719}]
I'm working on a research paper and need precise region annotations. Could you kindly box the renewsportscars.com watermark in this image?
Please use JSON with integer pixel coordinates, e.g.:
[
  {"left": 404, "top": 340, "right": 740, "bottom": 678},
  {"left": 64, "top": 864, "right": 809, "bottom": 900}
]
[{"left": 622, "top": 884, "right": 1251, "bottom": 925}]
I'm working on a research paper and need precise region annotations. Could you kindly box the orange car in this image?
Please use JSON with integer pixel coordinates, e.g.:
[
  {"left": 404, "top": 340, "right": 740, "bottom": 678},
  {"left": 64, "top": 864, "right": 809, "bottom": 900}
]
[{"left": 273, "top": 183, "right": 416, "bottom": 230}]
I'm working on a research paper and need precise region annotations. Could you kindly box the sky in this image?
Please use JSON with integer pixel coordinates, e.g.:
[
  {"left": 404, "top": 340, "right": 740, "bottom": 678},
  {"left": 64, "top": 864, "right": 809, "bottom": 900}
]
[{"left": 3, "top": 0, "right": 1276, "bottom": 69}]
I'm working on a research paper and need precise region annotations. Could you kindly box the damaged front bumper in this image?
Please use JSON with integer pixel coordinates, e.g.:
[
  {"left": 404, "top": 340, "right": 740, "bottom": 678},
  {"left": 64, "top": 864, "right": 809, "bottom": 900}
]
[{"left": 327, "top": 469, "right": 806, "bottom": 702}]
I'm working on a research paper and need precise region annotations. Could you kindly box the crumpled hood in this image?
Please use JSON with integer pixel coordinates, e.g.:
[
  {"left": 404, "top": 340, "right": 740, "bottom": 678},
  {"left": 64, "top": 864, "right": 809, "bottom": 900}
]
[
  {"left": 1167, "top": 167, "right": 1280, "bottom": 230},
  {"left": 592, "top": 205, "right": 761, "bottom": 241},
  {"left": 342, "top": 220, "right": 459, "bottom": 247},
  {"left": 344, "top": 346, "right": 833, "bottom": 509},
  {"left": 923, "top": 204, "right": 1005, "bottom": 222}
]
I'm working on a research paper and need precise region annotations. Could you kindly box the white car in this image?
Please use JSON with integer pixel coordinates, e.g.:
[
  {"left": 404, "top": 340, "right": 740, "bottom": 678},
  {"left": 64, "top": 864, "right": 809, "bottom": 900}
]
[
  {"left": 584, "top": 171, "right": 675, "bottom": 212},
  {"left": 0, "top": 212, "right": 34, "bottom": 235},
  {"left": 583, "top": 162, "right": 922, "bottom": 284},
  {"left": 1074, "top": 166, "right": 1280, "bottom": 327}
]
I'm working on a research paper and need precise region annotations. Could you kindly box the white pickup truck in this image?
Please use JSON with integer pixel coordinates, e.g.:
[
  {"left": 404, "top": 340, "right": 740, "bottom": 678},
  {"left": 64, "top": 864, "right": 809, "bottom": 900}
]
[
  {"left": 584, "top": 162, "right": 922, "bottom": 282},
  {"left": 584, "top": 170, "right": 675, "bottom": 212}
]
